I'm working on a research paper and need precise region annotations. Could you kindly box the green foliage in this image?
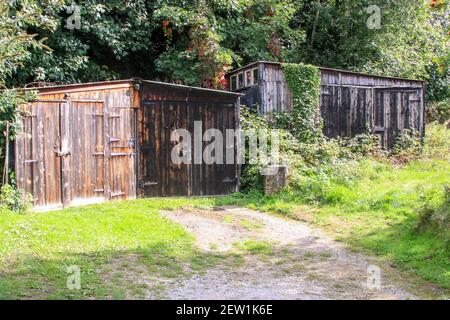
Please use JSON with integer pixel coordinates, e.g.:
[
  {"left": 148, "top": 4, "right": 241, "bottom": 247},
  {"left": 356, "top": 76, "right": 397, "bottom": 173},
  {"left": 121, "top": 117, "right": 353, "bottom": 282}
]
[
  {"left": 338, "top": 133, "right": 380, "bottom": 157},
  {"left": 426, "top": 64, "right": 450, "bottom": 103},
  {"left": 2, "top": 0, "right": 447, "bottom": 105},
  {"left": 278, "top": 63, "right": 322, "bottom": 143},
  {"left": 291, "top": 1, "right": 447, "bottom": 79},
  {"left": 423, "top": 121, "right": 450, "bottom": 159},
  {"left": 238, "top": 106, "right": 273, "bottom": 190},
  {"left": 0, "top": 184, "right": 32, "bottom": 213},
  {"left": 427, "top": 99, "right": 450, "bottom": 124},
  {"left": 154, "top": 0, "right": 234, "bottom": 88},
  {"left": 0, "top": 1, "right": 45, "bottom": 81},
  {"left": 219, "top": 125, "right": 450, "bottom": 289},
  {"left": 218, "top": 0, "right": 301, "bottom": 63},
  {"left": 418, "top": 186, "right": 449, "bottom": 244},
  {"left": 391, "top": 129, "right": 424, "bottom": 160},
  {"left": 0, "top": 2, "right": 40, "bottom": 190}
]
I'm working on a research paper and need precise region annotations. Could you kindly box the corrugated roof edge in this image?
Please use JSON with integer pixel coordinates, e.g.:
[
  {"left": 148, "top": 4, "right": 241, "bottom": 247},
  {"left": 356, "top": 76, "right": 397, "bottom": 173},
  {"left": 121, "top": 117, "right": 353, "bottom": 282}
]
[
  {"left": 21, "top": 78, "right": 243, "bottom": 96},
  {"left": 226, "top": 61, "right": 426, "bottom": 83}
]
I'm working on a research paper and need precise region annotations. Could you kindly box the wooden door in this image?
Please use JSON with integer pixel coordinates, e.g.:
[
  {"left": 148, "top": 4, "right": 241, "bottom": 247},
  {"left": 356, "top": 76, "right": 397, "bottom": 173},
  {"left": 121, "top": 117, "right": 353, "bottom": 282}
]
[
  {"left": 140, "top": 100, "right": 189, "bottom": 197},
  {"left": 374, "top": 88, "right": 422, "bottom": 149},
  {"left": 106, "top": 104, "right": 137, "bottom": 200},
  {"left": 190, "top": 101, "right": 239, "bottom": 196},
  {"left": 68, "top": 100, "right": 106, "bottom": 205},
  {"left": 320, "top": 85, "right": 373, "bottom": 139},
  {"left": 15, "top": 100, "right": 64, "bottom": 209}
]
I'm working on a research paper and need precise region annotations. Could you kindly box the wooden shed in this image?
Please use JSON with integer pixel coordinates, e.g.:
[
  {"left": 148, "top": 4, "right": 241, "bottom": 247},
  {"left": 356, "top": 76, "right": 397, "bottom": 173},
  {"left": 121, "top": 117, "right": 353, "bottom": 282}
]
[
  {"left": 227, "top": 61, "right": 426, "bottom": 149},
  {"left": 14, "top": 79, "right": 241, "bottom": 210}
]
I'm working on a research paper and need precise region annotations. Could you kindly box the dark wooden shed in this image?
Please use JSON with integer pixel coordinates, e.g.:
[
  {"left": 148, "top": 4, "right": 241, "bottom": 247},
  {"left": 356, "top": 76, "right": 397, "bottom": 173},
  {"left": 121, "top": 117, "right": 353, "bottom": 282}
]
[
  {"left": 227, "top": 61, "right": 426, "bottom": 149},
  {"left": 14, "top": 79, "right": 241, "bottom": 210}
]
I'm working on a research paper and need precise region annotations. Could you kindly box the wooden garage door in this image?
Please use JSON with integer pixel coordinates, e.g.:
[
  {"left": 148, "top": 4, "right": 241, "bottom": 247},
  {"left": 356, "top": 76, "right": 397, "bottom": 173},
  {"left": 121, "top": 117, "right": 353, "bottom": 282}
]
[
  {"left": 140, "top": 100, "right": 189, "bottom": 197},
  {"left": 16, "top": 97, "right": 137, "bottom": 209},
  {"left": 320, "top": 85, "right": 372, "bottom": 138},
  {"left": 139, "top": 100, "right": 239, "bottom": 197},
  {"left": 15, "top": 100, "right": 64, "bottom": 208},
  {"left": 374, "top": 88, "right": 423, "bottom": 149}
]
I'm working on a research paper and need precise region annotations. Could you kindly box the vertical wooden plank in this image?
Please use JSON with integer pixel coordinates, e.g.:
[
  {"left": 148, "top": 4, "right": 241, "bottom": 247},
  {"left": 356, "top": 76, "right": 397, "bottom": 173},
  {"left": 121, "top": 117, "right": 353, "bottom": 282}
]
[
  {"left": 14, "top": 105, "right": 26, "bottom": 193},
  {"left": 235, "top": 98, "right": 241, "bottom": 192},
  {"left": 60, "top": 100, "right": 71, "bottom": 208},
  {"left": 258, "top": 63, "right": 265, "bottom": 115},
  {"left": 103, "top": 93, "right": 111, "bottom": 200}
]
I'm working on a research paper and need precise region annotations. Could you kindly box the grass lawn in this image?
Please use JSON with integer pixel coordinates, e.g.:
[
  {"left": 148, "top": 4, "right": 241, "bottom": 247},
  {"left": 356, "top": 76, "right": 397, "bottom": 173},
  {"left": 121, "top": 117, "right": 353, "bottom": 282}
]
[
  {"left": 216, "top": 158, "right": 450, "bottom": 290},
  {"left": 0, "top": 198, "right": 225, "bottom": 299},
  {"left": 0, "top": 127, "right": 448, "bottom": 298}
]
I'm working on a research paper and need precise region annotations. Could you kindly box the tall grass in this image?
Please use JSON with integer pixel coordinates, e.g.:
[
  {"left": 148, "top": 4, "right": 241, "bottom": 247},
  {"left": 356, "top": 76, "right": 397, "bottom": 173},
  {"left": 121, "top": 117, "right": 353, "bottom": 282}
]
[{"left": 219, "top": 123, "right": 450, "bottom": 289}]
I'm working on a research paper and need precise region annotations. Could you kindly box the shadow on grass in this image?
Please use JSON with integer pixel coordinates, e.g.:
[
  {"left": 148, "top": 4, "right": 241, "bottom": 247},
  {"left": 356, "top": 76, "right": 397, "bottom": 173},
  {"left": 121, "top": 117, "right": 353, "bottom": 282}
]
[{"left": 0, "top": 242, "right": 244, "bottom": 300}]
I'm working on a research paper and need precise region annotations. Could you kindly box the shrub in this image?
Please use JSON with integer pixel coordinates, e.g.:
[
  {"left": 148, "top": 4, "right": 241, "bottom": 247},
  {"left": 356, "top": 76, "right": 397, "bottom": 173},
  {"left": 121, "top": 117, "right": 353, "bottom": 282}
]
[
  {"left": 418, "top": 186, "right": 450, "bottom": 245},
  {"left": 423, "top": 122, "right": 450, "bottom": 159},
  {"left": 427, "top": 99, "right": 450, "bottom": 124},
  {"left": 0, "top": 184, "right": 32, "bottom": 213},
  {"left": 390, "top": 129, "right": 423, "bottom": 161},
  {"left": 339, "top": 133, "right": 381, "bottom": 158}
]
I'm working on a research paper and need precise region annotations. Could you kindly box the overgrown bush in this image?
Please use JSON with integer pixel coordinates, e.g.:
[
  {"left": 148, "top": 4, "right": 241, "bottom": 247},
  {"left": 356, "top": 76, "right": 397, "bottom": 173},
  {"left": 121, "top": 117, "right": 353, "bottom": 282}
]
[
  {"left": 418, "top": 186, "right": 450, "bottom": 246},
  {"left": 423, "top": 122, "right": 450, "bottom": 159},
  {"left": 338, "top": 133, "right": 381, "bottom": 157},
  {"left": 0, "top": 184, "right": 32, "bottom": 213},
  {"left": 427, "top": 99, "right": 450, "bottom": 124},
  {"left": 390, "top": 129, "right": 423, "bottom": 162}
]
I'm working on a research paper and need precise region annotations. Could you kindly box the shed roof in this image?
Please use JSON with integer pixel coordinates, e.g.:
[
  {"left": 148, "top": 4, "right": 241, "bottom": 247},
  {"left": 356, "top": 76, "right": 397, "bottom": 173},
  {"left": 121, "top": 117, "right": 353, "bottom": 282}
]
[
  {"left": 24, "top": 78, "right": 243, "bottom": 96},
  {"left": 226, "top": 61, "right": 426, "bottom": 83}
]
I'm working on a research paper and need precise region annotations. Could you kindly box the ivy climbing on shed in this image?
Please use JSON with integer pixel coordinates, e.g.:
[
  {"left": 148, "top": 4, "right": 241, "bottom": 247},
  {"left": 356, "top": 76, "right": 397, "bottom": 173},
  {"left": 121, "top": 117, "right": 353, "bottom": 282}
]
[{"left": 278, "top": 63, "right": 323, "bottom": 143}]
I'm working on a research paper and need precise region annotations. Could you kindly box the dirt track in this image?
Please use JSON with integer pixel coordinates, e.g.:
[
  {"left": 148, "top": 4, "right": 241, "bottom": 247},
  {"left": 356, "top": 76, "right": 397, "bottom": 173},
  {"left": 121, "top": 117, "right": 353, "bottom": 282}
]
[{"left": 155, "top": 206, "right": 421, "bottom": 300}]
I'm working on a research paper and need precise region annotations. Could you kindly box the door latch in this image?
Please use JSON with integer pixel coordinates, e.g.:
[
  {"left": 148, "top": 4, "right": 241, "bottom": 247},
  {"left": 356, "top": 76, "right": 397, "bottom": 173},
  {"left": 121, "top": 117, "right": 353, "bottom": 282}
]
[{"left": 55, "top": 150, "right": 71, "bottom": 157}]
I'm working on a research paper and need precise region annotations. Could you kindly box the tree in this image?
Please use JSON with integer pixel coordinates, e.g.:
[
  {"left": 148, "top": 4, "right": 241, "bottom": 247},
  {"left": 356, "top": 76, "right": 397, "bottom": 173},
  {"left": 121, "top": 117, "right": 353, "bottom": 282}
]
[
  {"left": 0, "top": 1, "right": 41, "bottom": 185},
  {"left": 290, "top": 0, "right": 447, "bottom": 78},
  {"left": 4, "top": 0, "right": 448, "bottom": 99}
]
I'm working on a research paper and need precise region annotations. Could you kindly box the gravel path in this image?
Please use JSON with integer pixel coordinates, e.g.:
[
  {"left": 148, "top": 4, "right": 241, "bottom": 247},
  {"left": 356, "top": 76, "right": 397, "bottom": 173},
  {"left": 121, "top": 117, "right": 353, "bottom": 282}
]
[{"left": 155, "top": 206, "right": 424, "bottom": 300}]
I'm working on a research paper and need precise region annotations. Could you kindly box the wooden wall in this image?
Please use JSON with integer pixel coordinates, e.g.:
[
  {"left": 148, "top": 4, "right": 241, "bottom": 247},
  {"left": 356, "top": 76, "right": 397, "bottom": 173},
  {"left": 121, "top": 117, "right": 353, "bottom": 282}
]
[
  {"left": 227, "top": 62, "right": 426, "bottom": 148},
  {"left": 138, "top": 82, "right": 240, "bottom": 197},
  {"left": 319, "top": 69, "right": 425, "bottom": 148},
  {"left": 16, "top": 81, "right": 241, "bottom": 208},
  {"left": 261, "top": 64, "right": 293, "bottom": 114},
  {"left": 15, "top": 84, "right": 137, "bottom": 210}
]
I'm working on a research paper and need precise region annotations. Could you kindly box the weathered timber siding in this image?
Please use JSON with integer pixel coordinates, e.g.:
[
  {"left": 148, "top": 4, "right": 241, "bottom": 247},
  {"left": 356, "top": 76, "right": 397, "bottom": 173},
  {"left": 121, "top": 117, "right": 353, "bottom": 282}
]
[
  {"left": 261, "top": 64, "right": 293, "bottom": 114},
  {"left": 15, "top": 83, "right": 138, "bottom": 210},
  {"left": 138, "top": 82, "right": 240, "bottom": 197},
  {"left": 320, "top": 69, "right": 425, "bottom": 148},
  {"left": 16, "top": 80, "right": 241, "bottom": 208},
  {"left": 227, "top": 61, "right": 426, "bottom": 148}
]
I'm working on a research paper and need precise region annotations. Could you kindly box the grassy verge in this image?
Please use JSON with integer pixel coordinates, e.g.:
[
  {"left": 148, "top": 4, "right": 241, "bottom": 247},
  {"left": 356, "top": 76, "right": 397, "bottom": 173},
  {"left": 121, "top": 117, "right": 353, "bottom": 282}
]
[
  {"left": 0, "top": 198, "right": 223, "bottom": 299},
  {"left": 216, "top": 156, "right": 449, "bottom": 290}
]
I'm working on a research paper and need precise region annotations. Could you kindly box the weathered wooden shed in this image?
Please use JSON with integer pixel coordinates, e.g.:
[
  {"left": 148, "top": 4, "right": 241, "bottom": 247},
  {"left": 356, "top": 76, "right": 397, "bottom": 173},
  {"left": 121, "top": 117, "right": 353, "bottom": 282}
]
[
  {"left": 227, "top": 61, "right": 426, "bottom": 148},
  {"left": 14, "top": 79, "right": 241, "bottom": 210}
]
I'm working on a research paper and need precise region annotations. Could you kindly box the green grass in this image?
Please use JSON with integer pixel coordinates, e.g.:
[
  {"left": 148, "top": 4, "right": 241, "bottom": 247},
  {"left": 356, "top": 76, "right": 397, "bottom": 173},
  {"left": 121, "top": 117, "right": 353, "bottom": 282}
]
[
  {"left": 1, "top": 124, "right": 448, "bottom": 298},
  {"left": 0, "top": 198, "right": 220, "bottom": 299},
  {"left": 215, "top": 157, "right": 450, "bottom": 290},
  {"left": 234, "top": 240, "right": 273, "bottom": 255}
]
